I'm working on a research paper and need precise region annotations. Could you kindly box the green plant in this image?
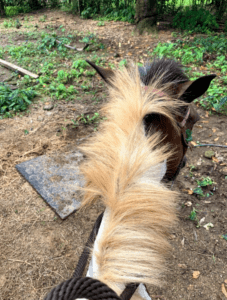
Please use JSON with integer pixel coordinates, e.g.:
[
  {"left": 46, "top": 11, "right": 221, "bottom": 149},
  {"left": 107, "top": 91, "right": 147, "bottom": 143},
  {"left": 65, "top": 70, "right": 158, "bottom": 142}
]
[
  {"left": 173, "top": 8, "right": 219, "bottom": 33},
  {"left": 72, "top": 112, "right": 103, "bottom": 128},
  {"left": 222, "top": 234, "right": 227, "bottom": 241},
  {"left": 38, "top": 34, "right": 57, "bottom": 50},
  {"left": 5, "top": 6, "right": 19, "bottom": 16},
  {"left": 189, "top": 207, "right": 197, "bottom": 221},
  {"left": 81, "top": 7, "right": 95, "bottom": 19},
  {"left": 0, "top": 83, "right": 36, "bottom": 118},
  {"left": 3, "top": 19, "right": 14, "bottom": 28},
  {"left": 80, "top": 33, "right": 105, "bottom": 50},
  {"left": 71, "top": 59, "right": 89, "bottom": 78},
  {"left": 196, "top": 177, "right": 214, "bottom": 187},
  {"left": 193, "top": 187, "right": 205, "bottom": 197},
  {"left": 97, "top": 21, "right": 105, "bottom": 26},
  {"left": 119, "top": 59, "right": 127, "bottom": 67},
  {"left": 152, "top": 35, "right": 227, "bottom": 112},
  {"left": 39, "top": 15, "right": 47, "bottom": 22},
  {"left": 57, "top": 70, "right": 70, "bottom": 83},
  {"left": 49, "top": 83, "right": 77, "bottom": 100}
]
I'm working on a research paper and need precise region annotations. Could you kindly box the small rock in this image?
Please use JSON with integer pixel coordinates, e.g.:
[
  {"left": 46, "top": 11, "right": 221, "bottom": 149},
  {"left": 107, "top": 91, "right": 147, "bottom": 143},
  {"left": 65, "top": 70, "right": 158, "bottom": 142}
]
[
  {"left": 221, "top": 167, "right": 227, "bottom": 176},
  {"left": 204, "top": 150, "right": 215, "bottom": 159},
  {"left": 192, "top": 271, "right": 200, "bottom": 279},
  {"left": 197, "top": 157, "right": 203, "bottom": 165},
  {"left": 37, "top": 116, "right": 44, "bottom": 121},
  {"left": 114, "top": 53, "right": 120, "bottom": 58},
  {"left": 43, "top": 102, "right": 54, "bottom": 110},
  {"left": 178, "top": 264, "right": 187, "bottom": 269}
]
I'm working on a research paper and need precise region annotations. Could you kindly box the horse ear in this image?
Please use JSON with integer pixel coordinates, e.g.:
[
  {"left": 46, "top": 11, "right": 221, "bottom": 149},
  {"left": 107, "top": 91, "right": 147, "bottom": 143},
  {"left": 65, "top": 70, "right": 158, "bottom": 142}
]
[
  {"left": 86, "top": 60, "right": 115, "bottom": 84},
  {"left": 177, "top": 74, "right": 216, "bottom": 103}
]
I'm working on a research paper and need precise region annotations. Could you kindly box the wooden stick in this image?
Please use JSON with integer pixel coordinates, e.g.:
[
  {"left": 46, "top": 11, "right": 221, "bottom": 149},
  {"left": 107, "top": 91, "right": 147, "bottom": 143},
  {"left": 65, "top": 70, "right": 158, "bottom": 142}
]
[
  {"left": 56, "top": 40, "right": 89, "bottom": 51},
  {"left": 0, "top": 58, "right": 39, "bottom": 79}
]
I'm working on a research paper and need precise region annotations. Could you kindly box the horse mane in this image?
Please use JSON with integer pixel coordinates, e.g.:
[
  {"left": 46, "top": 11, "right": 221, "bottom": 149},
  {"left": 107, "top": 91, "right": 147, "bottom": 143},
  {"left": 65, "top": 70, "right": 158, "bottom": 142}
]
[
  {"left": 139, "top": 57, "right": 188, "bottom": 86},
  {"left": 79, "top": 66, "right": 183, "bottom": 293}
]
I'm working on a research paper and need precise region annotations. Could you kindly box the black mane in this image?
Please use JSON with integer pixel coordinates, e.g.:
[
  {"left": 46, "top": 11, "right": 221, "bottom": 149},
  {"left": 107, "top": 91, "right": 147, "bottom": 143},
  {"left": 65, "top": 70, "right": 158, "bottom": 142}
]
[{"left": 139, "top": 58, "right": 188, "bottom": 86}]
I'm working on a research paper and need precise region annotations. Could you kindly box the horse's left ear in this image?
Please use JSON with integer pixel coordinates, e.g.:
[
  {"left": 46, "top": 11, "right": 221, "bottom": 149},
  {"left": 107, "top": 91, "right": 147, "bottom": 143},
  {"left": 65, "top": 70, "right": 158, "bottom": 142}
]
[
  {"left": 177, "top": 74, "right": 216, "bottom": 103},
  {"left": 86, "top": 60, "right": 115, "bottom": 84}
]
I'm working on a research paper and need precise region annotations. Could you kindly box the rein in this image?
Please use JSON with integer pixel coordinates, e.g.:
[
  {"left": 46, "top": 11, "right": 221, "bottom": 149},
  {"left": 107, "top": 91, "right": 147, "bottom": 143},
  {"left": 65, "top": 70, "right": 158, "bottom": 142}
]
[{"left": 44, "top": 212, "right": 139, "bottom": 300}]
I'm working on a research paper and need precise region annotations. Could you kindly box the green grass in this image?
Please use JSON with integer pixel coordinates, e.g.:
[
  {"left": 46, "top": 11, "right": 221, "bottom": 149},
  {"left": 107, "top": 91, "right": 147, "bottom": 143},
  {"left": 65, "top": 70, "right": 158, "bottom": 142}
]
[
  {"left": 0, "top": 83, "right": 36, "bottom": 119},
  {"left": 0, "top": 29, "right": 108, "bottom": 118}
]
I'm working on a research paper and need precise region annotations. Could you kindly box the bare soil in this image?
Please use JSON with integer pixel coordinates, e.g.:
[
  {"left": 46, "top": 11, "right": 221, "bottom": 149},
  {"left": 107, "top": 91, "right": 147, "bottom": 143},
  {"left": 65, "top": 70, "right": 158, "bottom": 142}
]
[{"left": 0, "top": 9, "right": 227, "bottom": 300}]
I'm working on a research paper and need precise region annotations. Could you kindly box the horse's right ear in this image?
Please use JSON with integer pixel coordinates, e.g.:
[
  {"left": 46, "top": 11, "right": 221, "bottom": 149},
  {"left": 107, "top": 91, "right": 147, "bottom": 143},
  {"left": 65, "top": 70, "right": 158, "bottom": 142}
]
[
  {"left": 86, "top": 60, "right": 115, "bottom": 85},
  {"left": 177, "top": 74, "right": 216, "bottom": 103}
]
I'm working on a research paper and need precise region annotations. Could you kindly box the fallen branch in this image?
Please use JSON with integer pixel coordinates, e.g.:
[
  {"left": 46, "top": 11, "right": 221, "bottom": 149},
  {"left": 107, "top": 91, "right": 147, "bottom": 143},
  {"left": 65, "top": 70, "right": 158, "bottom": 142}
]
[
  {"left": 194, "top": 143, "right": 227, "bottom": 148},
  {"left": 56, "top": 40, "right": 89, "bottom": 51},
  {"left": 0, "top": 58, "right": 39, "bottom": 79}
]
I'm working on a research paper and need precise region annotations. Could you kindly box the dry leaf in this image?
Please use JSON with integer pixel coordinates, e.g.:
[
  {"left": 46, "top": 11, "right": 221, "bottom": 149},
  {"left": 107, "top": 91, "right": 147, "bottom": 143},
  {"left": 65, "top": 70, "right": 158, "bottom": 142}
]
[
  {"left": 199, "top": 217, "right": 205, "bottom": 225},
  {"left": 127, "top": 52, "right": 132, "bottom": 56},
  {"left": 187, "top": 190, "right": 193, "bottom": 195},
  {"left": 200, "top": 66, "right": 207, "bottom": 70},
  {"left": 201, "top": 120, "right": 209, "bottom": 123},
  {"left": 211, "top": 107, "right": 216, "bottom": 111},
  {"left": 214, "top": 137, "right": 219, "bottom": 142},
  {"left": 212, "top": 128, "right": 217, "bottom": 133},
  {"left": 203, "top": 223, "right": 214, "bottom": 230},
  {"left": 212, "top": 157, "right": 219, "bottom": 163},
  {"left": 205, "top": 111, "right": 209, "bottom": 118},
  {"left": 191, "top": 141, "right": 197, "bottom": 146},
  {"left": 222, "top": 283, "right": 227, "bottom": 297},
  {"left": 204, "top": 201, "right": 211, "bottom": 204},
  {"left": 193, "top": 271, "right": 200, "bottom": 279}
]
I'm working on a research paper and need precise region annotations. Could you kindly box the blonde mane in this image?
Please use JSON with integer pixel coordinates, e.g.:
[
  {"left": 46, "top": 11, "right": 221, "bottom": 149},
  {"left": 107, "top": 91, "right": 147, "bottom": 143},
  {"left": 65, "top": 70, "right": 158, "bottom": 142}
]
[{"left": 79, "top": 66, "right": 181, "bottom": 296}]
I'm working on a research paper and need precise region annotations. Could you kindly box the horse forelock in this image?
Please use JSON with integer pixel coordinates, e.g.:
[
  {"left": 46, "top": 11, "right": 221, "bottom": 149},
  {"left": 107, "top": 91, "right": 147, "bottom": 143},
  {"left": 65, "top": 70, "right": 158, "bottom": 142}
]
[{"left": 139, "top": 58, "right": 188, "bottom": 86}]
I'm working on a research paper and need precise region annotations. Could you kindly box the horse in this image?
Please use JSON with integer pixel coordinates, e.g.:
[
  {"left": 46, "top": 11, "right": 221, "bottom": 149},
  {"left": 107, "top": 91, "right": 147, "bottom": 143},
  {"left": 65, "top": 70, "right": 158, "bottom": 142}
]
[
  {"left": 44, "top": 60, "right": 216, "bottom": 300},
  {"left": 86, "top": 58, "right": 216, "bottom": 180},
  {"left": 77, "top": 61, "right": 216, "bottom": 299}
]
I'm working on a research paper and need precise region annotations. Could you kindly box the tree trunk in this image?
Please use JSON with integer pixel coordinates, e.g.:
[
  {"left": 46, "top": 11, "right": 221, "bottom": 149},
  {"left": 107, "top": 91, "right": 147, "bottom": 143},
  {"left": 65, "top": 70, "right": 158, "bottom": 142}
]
[
  {"left": 0, "top": 0, "right": 5, "bottom": 16},
  {"left": 135, "top": 0, "right": 157, "bottom": 34},
  {"left": 135, "top": 0, "right": 157, "bottom": 24}
]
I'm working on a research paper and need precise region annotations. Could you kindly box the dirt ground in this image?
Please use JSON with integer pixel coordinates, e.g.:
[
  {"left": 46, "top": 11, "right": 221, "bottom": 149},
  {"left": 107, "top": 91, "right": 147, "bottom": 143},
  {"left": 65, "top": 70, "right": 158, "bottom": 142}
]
[{"left": 0, "top": 9, "right": 227, "bottom": 300}]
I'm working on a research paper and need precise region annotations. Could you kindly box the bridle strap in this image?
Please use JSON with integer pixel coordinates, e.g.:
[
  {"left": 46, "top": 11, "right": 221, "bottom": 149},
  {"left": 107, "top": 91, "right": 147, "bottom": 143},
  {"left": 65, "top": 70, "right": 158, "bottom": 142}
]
[{"left": 178, "top": 108, "right": 190, "bottom": 128}]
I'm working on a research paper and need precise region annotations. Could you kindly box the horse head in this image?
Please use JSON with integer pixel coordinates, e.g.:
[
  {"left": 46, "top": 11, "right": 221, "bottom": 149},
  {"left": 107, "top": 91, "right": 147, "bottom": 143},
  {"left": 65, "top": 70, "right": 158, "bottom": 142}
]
[{"left": 86, "top": 58, "right": 216, "bottom": 180}]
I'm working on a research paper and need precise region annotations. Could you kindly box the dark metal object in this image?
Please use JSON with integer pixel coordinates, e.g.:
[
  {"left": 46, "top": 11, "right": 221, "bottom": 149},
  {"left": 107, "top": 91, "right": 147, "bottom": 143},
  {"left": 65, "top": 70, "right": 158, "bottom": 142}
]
[{"left": 16, "top": 151, "right": 85, "bottom": 219}]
